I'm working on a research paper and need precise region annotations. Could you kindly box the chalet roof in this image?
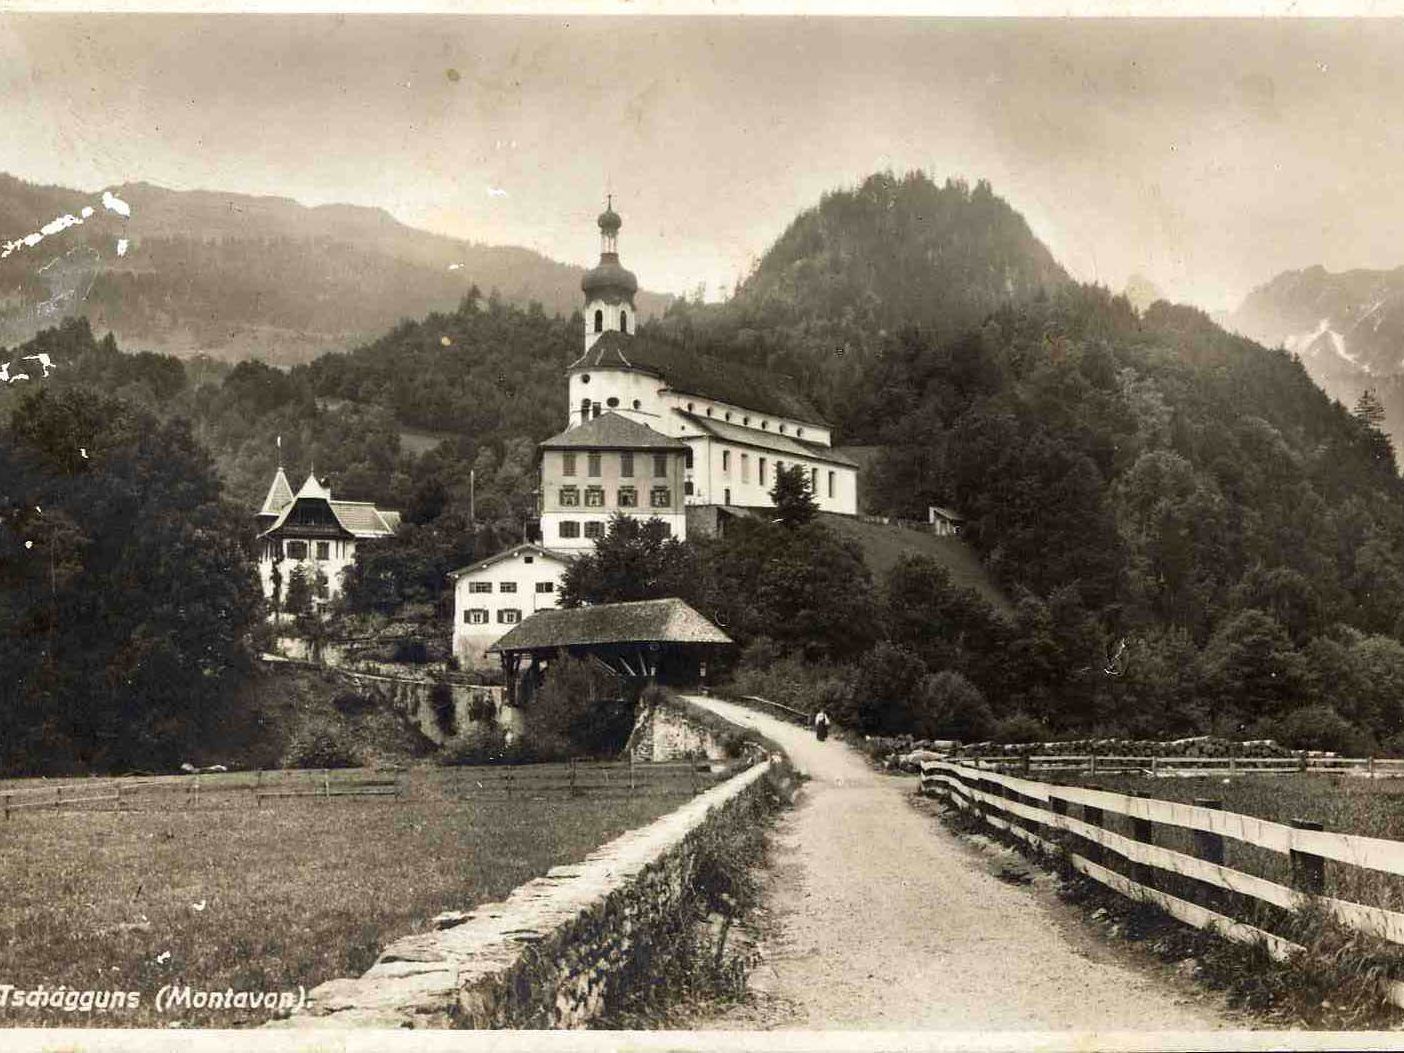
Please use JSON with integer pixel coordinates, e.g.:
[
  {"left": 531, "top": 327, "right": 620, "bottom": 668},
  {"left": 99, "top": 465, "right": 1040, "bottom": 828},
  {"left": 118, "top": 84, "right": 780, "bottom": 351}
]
[
  {"left": 259, "top": 466, "right": 294, "bottom": 517},
  {"left": 676, "top": 411, "right": 860, "bottom": 468},
  {"left": 447, "top": 542, "right": 576, "bottom": 581},
  {"left": 258, "top": 481, "right": 401, "bottom": 540},
  {"left": 488, "top": 598, "right": 732, "bottom": 654},
  {"left": 329, "top": 501, "right": 399, "bottom": 537},
  {"left": 541, "top": 411, "right": 687, "bottom": 451},
  {"left": 570, "top": 332, "right": 827, "bottom": 427},
  {"left": 295, "top": 471, "right": 331, "bottom": 501}
]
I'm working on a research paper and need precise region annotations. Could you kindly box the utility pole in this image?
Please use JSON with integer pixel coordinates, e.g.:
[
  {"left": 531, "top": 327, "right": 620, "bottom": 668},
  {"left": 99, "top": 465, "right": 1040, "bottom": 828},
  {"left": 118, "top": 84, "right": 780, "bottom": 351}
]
[{"left": 469, "top": 469, "right": 475, "bottom": 525}]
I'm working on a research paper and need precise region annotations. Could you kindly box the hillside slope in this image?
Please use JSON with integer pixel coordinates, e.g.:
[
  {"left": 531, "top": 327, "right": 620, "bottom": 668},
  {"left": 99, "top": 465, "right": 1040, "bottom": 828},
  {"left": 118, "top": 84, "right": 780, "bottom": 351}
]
[{"left": 0, "top": 173, "right": 671, "bottom": 365}]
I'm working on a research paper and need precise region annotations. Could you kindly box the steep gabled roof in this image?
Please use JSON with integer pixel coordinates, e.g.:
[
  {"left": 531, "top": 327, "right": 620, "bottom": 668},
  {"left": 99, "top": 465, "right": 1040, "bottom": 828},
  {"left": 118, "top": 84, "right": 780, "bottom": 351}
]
[
  {"left": 259, "top": 466, "right": 294, "bottom": 517},
  {"left": 258, "top": 476, "right": 401, "bottom": 540},
  {"left": 569, "top": 331, "right": 827, "bottom": 427},
  {"left": 329, "top": 501, "right": 399, "bottom": 538},
  {"left": 488, "top": 597, "right": 732, "bottom": 653},
  {"left": 676, "top": 410, "right": 859, "bottom": 467},
  {"left": 447, "top": 542, "right": 576, "bottom": 581},
  {"left": 541, "top": 411, "right": 687, "bottom": 450}
]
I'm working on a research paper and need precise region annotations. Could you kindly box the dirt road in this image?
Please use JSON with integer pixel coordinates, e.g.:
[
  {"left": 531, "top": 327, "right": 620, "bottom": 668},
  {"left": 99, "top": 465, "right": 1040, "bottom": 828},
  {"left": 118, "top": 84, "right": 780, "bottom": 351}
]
[{"left": 686, "top": 696, "right": 1231, "bottom": 1031}]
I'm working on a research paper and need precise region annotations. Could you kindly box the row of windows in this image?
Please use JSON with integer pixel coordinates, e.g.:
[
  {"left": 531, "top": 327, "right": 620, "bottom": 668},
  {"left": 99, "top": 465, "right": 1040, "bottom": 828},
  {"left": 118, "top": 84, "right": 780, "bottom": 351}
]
[
  {"left": 558, "top": 520, "right": 672, "bottom": 540},
  {"left": 713, "top": 453, "right": 838, "bottom": 498},
  {"left": 278, "top": 540, "right": 333, "bottom": 561},
  {"left": 682, "top": 401, "right": 806, "bottom": 438},
  {"left": 562, "top": 451, "right": 669, "bottom": 478},
  {"left": 463, "top": 608, "right": 522, "bottom": 625},
  {"left": 558, "top": 486, "right": 673, "bottom": 508},
  {"left": 467, "top": 581, "right": 554, "bottom": 595}
]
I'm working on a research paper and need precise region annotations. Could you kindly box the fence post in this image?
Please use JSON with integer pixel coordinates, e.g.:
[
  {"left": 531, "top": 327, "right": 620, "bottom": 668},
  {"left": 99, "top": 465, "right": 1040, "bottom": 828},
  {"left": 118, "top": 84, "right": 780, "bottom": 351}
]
[
  {"left": 1047, "top": 794, "right": 1067, "bottom": 843},
  {"left": 323, "top": 769, "right": 331, "bottom": 798},
  {"left": 629, "top": 753, "right": 636, "bottom": 795},
  {"left": 505, "top": 768, "right": 512, "bottom": 800},
  {"left": 1083, "top": 799, "right": 1104, "bottom": 865},
  {"left": 1129, "top": 792, "right": 1156, "bottom": 890},
  {"left": 570, "top": 758, "right": 578, "bottom": 797},
  {"left": 115, "top": 781, "right": 123, "bottom": 813},
  {"left": 3, "top": 793, "right": 9, "bottom": 821},
  {"left": 1021, "top": 753, "right": 1031, "bottom": 777},
  {"left": 1192, "top": 799, "right": 1226, "bottom": 865},
  {"left": 1150, "top": 756, "right": 1159, "bottom": 779},
  {"left": 1290, "top": 819, "right": 1326, "bottom": 895},
  {"left": 1369, "top": 757, "right": 1377, "bottom": 781},
  {"left": 1299, "top": 752, "right": 1308, "bottom": 774},
  {"left": 1089, "top": 753, "right": 1098, "bottom": 776},
  {"left": 193, "top": 775, "right": 199, "bottom": 810}
]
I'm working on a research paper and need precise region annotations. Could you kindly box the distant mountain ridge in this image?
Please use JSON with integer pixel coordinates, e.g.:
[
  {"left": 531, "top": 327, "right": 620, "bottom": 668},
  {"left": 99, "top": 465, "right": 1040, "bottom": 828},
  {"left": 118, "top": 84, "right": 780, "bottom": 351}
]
[
  {"left": 0, "top": 173, "right": 671, "bottom": 365},
  {"left": 1227, "top": 264, "right": 1404, "bottom": 443}
]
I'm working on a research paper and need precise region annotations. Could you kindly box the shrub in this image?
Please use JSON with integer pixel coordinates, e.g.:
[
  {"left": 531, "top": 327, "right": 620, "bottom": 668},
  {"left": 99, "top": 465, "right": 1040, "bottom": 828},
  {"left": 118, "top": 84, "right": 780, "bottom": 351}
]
[
  {"left": 990, "top": 711, "right": 1052, "bottom": 745},
  {"left": 1272, "top": 705, "right": 1375, "bottom": 755},
  {"left": 913, "top": 670, "right": 994, "bottom": 741},
  {"left": 331, "top": 691, "right": 376, "bottom": 714},
  {"left": 430, "top": 681, "right": 457, "bottom": 738},
  {"left": 841, "top": 641, "right": 928, "bottom": 734},
  {"left": 437, "top": 723, "right": 512, "bottom": 766},
  {"left": 529, "top": 656, "right": 635, "bottom": 757},
  {"left": 393, "top": 639, "right": 430, "bottom": 664},
  {"left": 283, "top": 724, "right": 361, "bottom": 769}
]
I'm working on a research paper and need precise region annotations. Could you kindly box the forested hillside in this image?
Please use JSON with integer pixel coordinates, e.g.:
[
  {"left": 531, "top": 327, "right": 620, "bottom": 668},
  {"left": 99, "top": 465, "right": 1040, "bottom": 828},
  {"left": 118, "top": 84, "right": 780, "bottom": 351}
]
[{"left": 9, "top": 168, "right": 1404, "bottom": 766}]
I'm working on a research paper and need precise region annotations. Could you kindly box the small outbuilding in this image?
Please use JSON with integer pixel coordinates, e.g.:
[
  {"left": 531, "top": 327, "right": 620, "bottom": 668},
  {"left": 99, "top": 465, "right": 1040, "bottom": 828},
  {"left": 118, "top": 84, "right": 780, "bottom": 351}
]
[{"left": 488, "top": 597, "right": 733, "bottom": 705}]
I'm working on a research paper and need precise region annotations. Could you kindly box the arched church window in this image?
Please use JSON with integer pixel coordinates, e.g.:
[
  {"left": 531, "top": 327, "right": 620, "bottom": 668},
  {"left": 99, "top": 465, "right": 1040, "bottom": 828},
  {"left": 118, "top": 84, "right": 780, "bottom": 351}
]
[
  {"left": 580, "top": 397, "right": 591, "bottom": 423},
  {"left": 779, "top": 424, "right": 787, "bottom": 434},
  {"left": 685, "top": 448, "right": 694, "bottom": 469},
  {"left": 725, "top": 411, "right": 732, "bottom": 421},
  {"left": 797, "top": 427, "right": 805, "bottom": 438},
  {"left": 685, "top": 481, "right": 694, "bottom": 496},
  {"left": 594, "top": 310, "right": 603, "bottom": 334},
  {"left": 620, "top": 310, "right": 629, "bottom": 333},
  {"left": 633, "top": 399, "right": 641, "bottom": 409}
]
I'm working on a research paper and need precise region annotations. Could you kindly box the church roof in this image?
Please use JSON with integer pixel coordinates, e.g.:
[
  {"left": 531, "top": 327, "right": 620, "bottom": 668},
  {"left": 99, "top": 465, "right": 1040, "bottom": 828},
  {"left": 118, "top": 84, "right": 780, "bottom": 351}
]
[
  {"left": 540, "top": 411, "right": 687, "bottom": 451},
  {"left": 447, "top": 542, "right": 576, "bottom": 581},
  {"left": 581, "top": 254, "right": 638, "bottom": 299},
  {"left": 488, "top": 598, "right": 732, "bottom": 654},
  {"left": 259, "top": 466, "right": 294, "bottom": 517},
  {"left": 675, "top": 410, "right": 860, "bottom": 468},
  {"left": 570, "top": 332, "right": 827, "bottom": 427}
]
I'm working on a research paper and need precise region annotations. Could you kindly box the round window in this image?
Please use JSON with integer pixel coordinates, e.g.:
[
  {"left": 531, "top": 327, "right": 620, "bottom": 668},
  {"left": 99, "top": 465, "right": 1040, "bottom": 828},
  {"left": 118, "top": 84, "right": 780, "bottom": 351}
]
[
  {"left": 607, "top": 397, "right": 619, "bottom": 408},
  {"left": 580, "top": 374, "right": 590, "bottom": 384}
]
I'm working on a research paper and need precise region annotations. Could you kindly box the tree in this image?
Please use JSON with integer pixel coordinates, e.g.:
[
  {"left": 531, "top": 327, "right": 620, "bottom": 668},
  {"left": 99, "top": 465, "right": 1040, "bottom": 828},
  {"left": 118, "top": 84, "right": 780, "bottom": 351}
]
[
  {"left": 1200, "top": 608, "right": 1305, "bottom": 726},
  {"left": 769, "top": 463, "right": 819, "bottom": 528},
  {"left": 1353, "top": 390, "right": 1395, "bottom": 473},
  {"left": 285, "top": 564, "right": 314, "bottom": 618},
  {"left": 559, "top": 514, "right": 703, "bottom": 608}
]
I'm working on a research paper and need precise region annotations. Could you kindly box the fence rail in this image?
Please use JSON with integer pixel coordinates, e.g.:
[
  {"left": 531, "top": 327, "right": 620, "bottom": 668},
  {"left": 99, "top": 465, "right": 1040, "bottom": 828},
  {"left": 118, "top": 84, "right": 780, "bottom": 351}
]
[
  {"left": 0, "top": 759, "right": 727, "bottom": 817},
  {"left": 948, "top": 754, "right": 1404, "bottom": 779},
  {"left": 921, "top": 759, "right": 1404, "bottom": 1006},
  {"left": 738, "top": 695, "right": 812, "bottom": 725}
]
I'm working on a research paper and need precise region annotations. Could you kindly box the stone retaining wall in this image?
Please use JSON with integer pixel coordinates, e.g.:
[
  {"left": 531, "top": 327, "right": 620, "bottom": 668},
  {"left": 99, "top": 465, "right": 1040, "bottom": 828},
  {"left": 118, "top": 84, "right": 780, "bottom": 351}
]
[
  {"left": 269, "top": 758, "right": 775, "bottom": 1029},
  {"left": 625, "top": 696, "right": 731, "bottom": 763}
]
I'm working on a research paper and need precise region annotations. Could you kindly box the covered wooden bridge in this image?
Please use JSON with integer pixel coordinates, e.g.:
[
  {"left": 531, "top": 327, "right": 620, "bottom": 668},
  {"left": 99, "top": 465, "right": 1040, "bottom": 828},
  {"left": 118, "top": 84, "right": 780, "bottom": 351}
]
[{"left": 488, "top": 597, "right": 733, "bottom": 706}]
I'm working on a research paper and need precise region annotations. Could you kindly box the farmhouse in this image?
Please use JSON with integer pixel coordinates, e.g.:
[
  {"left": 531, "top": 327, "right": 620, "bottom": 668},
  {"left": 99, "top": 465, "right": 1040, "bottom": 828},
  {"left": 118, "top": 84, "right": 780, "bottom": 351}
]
[
  {"left": 450, "top": 201, "right": 861, "bottom": 665},
  {"left": 256, "top": 466, "right": 401, "bottom": 609},
  {"left": 488, "top": 597, "right": 734, "bottom": 704}
]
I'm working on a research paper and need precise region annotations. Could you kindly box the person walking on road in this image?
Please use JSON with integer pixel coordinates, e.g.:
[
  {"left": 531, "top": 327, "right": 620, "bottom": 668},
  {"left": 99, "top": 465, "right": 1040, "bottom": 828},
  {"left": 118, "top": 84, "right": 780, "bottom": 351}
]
[{"left": 813, "top": 709, "right": 831, "bottom": 742}]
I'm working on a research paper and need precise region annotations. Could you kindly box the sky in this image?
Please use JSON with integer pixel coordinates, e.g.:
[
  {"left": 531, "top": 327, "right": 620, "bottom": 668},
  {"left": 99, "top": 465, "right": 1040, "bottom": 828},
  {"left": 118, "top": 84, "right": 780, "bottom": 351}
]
[{"left": 3, "top": 15, "right": 1404, "bottom": 311}]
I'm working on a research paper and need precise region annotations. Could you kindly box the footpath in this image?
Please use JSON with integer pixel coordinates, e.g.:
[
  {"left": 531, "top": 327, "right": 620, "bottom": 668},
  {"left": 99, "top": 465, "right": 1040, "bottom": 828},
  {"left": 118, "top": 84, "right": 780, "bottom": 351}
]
[{"left": 685, "top": 696, "right": 1232, "bottom": 1031}]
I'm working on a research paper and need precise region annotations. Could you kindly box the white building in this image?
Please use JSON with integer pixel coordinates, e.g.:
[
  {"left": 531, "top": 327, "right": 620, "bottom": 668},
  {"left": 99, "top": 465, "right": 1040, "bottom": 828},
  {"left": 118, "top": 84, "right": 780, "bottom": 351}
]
[
  {"left": 449, "top": 200, "right": 861, "bottom": 666},
  {"left": 256, "top": 467, "right": 401, "bottom": 610},
  {"left": 448, "top": 543, "right": 573, "bottom": 668}
]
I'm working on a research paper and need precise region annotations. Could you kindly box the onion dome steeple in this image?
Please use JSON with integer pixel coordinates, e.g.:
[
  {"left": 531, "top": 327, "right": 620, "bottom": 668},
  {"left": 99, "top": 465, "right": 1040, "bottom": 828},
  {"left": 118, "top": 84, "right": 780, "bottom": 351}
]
[{"left": 581, "top": 195, "right": 638, "bottom": 352}]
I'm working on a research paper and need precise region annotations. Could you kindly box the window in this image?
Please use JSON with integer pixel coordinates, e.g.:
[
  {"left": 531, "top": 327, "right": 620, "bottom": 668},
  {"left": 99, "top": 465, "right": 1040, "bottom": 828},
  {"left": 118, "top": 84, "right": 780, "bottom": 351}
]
[
  {"left": 797, "top": 427, "right": 805, "bottom": 438},
  {"left": 465, "top": 609, "right": 488, "bottom": 625},
  {"left": 559, "top": 486, "right": 580, "bottom": 506},
  {"left": 812, "top": 468, "right": 819, "bottom": 490},
  {"left": 684, "top": 480, "right": 694, "bottom": 496},
  {"left": 759, "top": 457, "right": 767, "bottom": 485},
  {"left": 584, "top": 521, "right": 605, "bottom": 539},
  {"left": 706, "top": 407, "right": 713, "bottom": 417},
  {"left": 563, "top": 453, "right": 577, "bottom": 477},
  {"left": 633, "top": 399, "right": 641, "bottom": 409},
  {"left": 315, "top": 578, "right": 329, "bottom": 600},
  {"left": 741, "top": 454, "right": 750, "bottom": 483},
  {"left": 559, "top": 521, "right": 580, "bottom": 539},
  {"left": 499, "top": 581, "right": 517, "bottom": 593},
  {"left": 725, "top": 411, "right": 732, "bottom": 421},
  {"left": 722, "top": 450, "right": 731, "bottom": 472},
  {"left": 650, "top": 487, "right": 672, "bottom": 508},
  {"left": 687, "top": 402, "right": 694, "bottom": 411},
  {"left": 587, "top": 452, "right": 601, "bottom": 477},
  {"left": 580, "top": 374, "right": 591, "bottom": 384},
  {"left": 594, "top": 309, "right": 603, "bottom": 333},
  {"left": 618, "top": 486, "right": 638, "bottom": 507},
  {"left": 607, "top": 397, "right": 619, "bottom": 408},
  {"left": 684, "top": 448, "right": 694, "bottom": 469},
  {"left": 497, "top": 609, "right": 521, "bottom": 624},
  {"left": 780, "top": 424, "right": 787, "bottom": 434},
  {"left": 315, "top": 541, "right": 330, "bottom": 561},
  {"left": 621, "top": 310, "right": 629, "bottom": 333},
  {"left": 762, "top": 420, "right": 769, "bottom": 430},
  {"left": 724, "top": 487, "right": 731, "bottom": 505},
  {"left": 523, "top": 556, "right": 534, "bottom": 564},
  {"left": 828, "top": 471, "right": 835, "bottom": 498},
  {"left": 620, "top": 451, "right": 634, "bottom": 477},
  {"left": 579, "top": 398, "right": 590, "bottom": 423},
  {"left": 659, "top": 523, "right": 672, "bottom": 537},
  {"left": 743, "top": 416, "right": 750, "bottom": 426},
  {"left": 285, "top": 540, "right": 307, "bottom": 560},
  {"left": 469, "top": 581, "right": 493, "bottom": 594},
  {"left": 536, "top": 581, "right": 555, "bottom": 594},
  {"left": 584, "top": 486, "right": 605, "bottom": 507},
  {"left": 653, "top": 453, "right": 667, "bottom": 476}
]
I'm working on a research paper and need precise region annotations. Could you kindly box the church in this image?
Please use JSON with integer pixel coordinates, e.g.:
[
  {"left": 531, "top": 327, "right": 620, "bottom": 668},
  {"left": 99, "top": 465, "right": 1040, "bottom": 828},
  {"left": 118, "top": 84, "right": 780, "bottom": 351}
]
[{"left": 450, "top": 202, "right": 860, "bottom": 667}]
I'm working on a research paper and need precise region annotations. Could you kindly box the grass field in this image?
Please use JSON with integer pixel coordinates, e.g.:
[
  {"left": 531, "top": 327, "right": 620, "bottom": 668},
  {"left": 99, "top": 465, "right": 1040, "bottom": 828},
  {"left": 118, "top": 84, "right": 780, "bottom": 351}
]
[{"left": 0, "top": 788, "right": 696, "bottom": 1028}]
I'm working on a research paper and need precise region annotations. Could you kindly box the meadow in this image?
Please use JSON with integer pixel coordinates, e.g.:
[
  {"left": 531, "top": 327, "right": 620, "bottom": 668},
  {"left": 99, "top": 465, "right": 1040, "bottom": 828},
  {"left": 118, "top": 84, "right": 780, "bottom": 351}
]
[{"left": 0, "top": 782, "right": 697, "bottom": 1028}]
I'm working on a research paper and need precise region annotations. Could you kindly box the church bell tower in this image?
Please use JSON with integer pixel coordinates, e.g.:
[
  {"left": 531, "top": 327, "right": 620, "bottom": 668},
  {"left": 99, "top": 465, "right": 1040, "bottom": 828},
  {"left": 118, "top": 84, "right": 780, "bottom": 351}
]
[{"left": 580, "top": 197, "right": 639, "bottom": 353}]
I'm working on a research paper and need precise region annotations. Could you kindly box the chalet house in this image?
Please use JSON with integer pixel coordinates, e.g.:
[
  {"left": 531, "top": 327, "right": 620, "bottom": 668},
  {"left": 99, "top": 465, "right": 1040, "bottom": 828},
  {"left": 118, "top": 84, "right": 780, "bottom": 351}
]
[{"left": 257, "top": 466, "right": 401, "bottom": 609}]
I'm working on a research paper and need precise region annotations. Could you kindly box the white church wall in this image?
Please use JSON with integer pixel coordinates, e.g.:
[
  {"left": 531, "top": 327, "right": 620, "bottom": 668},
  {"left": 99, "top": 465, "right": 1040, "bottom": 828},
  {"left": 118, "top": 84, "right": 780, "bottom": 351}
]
[{"left": 566, "top": 368, "right": 667, "bottom": 430}]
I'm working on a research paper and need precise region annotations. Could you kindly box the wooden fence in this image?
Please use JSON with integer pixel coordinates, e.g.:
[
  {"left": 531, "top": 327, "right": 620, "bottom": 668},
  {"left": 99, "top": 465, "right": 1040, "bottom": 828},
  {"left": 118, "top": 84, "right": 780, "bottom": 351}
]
[
  {"left": 922, "top": 759, "right": 1404, "bottom": 1007},
  {"left": 0, "top": 759, "right": 728, "bottom": 817},
  {"left": 738, "top": 695, "right": 812, "bottom": 726},
  {"left": 950, "top": 754, "right": 1404, "bottom": 779}
]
